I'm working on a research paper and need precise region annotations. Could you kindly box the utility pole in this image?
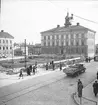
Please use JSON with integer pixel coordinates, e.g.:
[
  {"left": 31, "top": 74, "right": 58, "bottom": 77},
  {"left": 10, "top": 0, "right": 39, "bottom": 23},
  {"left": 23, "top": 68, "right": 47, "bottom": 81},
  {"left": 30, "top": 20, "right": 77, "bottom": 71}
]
[{"left": 24, "top": 39, "right": 26, "bottom": 69}]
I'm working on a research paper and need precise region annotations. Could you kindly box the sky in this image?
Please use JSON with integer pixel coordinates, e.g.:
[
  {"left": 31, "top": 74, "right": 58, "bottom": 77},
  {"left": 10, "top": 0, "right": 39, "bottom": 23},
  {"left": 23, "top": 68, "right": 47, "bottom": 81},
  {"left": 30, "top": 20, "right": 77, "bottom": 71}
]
[{"left": 1, "top": 0, "right": 98, "bottom": 44}]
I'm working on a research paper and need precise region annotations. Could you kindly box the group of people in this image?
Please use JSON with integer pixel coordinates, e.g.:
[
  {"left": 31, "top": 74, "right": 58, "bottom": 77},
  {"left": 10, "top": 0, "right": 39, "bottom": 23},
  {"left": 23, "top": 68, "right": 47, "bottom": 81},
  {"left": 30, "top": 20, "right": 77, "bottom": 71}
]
[
  {"left": 45, "top": 61, "right": 62, "bottom": 71},
  {"left": 19, "top": 62, "right": 37, "bottom": 79},
  {"left": 85, "top": 57, "right": 91, "bottom": 63}
]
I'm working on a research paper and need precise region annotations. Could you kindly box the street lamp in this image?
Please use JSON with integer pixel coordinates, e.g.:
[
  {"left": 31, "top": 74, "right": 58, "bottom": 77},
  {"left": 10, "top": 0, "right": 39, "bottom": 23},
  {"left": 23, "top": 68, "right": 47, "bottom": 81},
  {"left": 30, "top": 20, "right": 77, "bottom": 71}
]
[
  {"left": 24, "top": 39, "right": 26, "bottom": 69},
  {"left": 11, "top": 41, "right": 14, "bottom": 71}
]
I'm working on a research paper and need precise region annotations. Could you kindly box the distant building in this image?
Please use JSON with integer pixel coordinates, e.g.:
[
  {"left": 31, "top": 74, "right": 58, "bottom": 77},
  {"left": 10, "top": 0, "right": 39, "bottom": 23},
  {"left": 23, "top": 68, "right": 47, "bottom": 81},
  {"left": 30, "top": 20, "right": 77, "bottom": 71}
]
[
  {"left": 41, "top": 13, "right": 96, "bottom": 57},
  {"left": 28, "top": 44, "right": 41, "bottom": 55},
  {"left": 14, "top": 46, "right": 28, "bottom": 56},
  {"left": 0, "top": 30, "right": 14, "bottom": 57}
]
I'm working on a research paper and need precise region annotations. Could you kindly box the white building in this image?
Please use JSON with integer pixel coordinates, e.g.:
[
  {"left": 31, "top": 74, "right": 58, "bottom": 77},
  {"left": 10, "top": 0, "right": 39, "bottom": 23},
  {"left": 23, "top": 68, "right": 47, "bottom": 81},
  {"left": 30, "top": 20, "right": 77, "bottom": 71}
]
[{"left": 0, "top": 30, "right": 14, "bottom": 57}]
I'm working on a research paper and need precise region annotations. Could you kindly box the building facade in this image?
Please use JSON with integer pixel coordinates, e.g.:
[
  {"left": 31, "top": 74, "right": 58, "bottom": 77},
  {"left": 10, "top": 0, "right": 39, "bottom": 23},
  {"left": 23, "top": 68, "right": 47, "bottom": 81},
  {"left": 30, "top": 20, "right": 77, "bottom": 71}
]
[
  {"left": 41, "top": 14, "right": 96, "bottom": 57},
  {"left": 28, "top": 44, "right": 41, "bottom": 55},
  {"left": 0, "top": 30, "right": 14, "bottom": 57}
]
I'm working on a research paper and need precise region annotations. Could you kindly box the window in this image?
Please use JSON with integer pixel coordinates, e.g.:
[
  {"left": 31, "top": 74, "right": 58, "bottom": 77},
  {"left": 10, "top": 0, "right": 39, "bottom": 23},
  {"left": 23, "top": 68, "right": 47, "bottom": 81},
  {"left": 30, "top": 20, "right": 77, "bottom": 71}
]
[
  {"left": 66, "top": 34, "right": 68, "bottom": 39},
  {"left": 52, "top": 35, "right": 54, "bottom": 40},
  {"left": 71, "top": 34, "right": 74, "bottom": 39},
  {"left": 56, "top": 35, "right": 59, "bottom": 39},
  {"left": 6, "top": 47, "right": 8, "bottom": 50},
  {"left": 48, "top": 42, "right": 50, "bottom": 46},
  {"left": 66, "top": 41, "right": 68, "bottom": 46},
  {"left": 81, "top": 33, "right": 84, "bottom": 38},
  {"left": 76, "top": 34, "right": 79, "bottom": 38},
  {"left": 10, "top": 40, "right": 12, "bottom": 44},
  {"left": 48, "top": 36, "right": 50, "bottom": 40},
  {"left": 6, "top": 40, "right": 8, "bottom": 43},
  {"left": 61, "top": 41, "right": 64, "bottom": 46},
  {"left": 44, "top": 42, "right": 46, "bottom": 46},
  {"left": 61, "top": 35, "right": 64, "bottom": 39},
  {"left": 10, "top": 47, "right": 12, "bottom": 49},
  {"left": 71, "top": 40, "right": 73, "bottom": 45},
  {"left": 76, "top": 41, "right": 79, "bottom": 46},
  {"left": 56, "top": 41, "right": 59, "bottom": 46},
  {"left": 81, "top": 41, "right": 84, "bottom": 46},
  {"left": 52, "top": 42, "right": 54, "bottom": 46},
  {"left": 44, "top": 36, "right": 46, "bottom": 40}
]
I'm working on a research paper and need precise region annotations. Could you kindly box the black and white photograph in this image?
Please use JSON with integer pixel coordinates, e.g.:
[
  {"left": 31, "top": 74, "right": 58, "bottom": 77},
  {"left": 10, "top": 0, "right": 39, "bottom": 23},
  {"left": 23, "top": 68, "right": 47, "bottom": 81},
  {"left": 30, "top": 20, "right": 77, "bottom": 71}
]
[{"left": 0, "top": 0, "right": 98, "bottom": 105}]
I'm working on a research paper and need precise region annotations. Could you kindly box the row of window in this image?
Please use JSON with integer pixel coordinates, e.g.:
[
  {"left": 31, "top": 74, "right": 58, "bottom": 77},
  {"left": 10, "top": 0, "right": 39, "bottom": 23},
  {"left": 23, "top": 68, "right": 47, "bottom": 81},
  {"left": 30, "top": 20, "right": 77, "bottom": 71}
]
[
  {"left": 0, "top": 40, "right": 12, "bottom": 44},
  {"left": 43, "top": 40, "right": 85, "bottom": 46},
  {"left": 43, "top": 33, "right": 85, "bottom": 40},
  {"left": 0, "top": 46, "right": 12, "bottom": 50},
  {"left": 66, "top": 48, "right": 86, "bottom": 54},
  {"left": 0, "top": 52, "right": 12, "bottom": 54}
]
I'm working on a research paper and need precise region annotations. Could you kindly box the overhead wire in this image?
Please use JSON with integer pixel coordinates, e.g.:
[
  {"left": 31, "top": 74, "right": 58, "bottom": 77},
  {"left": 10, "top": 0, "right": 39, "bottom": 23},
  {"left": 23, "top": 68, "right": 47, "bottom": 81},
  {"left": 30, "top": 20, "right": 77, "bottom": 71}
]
[{"left": 47, "top": 0, "right": 98, "bottom": 25}]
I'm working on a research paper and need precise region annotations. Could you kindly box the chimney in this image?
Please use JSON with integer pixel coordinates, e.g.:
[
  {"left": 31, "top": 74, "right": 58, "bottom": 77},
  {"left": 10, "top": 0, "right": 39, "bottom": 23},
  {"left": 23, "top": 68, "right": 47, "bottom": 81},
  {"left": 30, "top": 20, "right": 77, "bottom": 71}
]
[
  {"left": 1, "top": 30, "right": 4, "bottom": 32},
  {"left": 57, "top": 25, "right": 60, "bottom": 28},
  {"left": 77, "top": 23, "right": 80, "bottom": 26}
]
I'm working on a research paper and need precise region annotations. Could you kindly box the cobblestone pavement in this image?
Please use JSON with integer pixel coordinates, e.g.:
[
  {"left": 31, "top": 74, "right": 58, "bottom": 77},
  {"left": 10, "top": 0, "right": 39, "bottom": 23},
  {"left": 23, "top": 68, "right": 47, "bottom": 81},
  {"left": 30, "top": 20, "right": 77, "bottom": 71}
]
[{"left": 0, "top": 61, "right": 98, "bottom": 105}]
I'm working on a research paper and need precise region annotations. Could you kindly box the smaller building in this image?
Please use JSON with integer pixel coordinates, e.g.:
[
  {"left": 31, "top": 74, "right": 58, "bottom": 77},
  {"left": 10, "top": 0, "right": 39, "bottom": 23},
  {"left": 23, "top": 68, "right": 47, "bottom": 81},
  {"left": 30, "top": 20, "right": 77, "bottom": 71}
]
[
  {"left": 0, "top": 30, "right": 14, "bottom": 57},
  {"left": 28, "top": 44, "right": 41, "bottom": 55},
  {"left": 14, "top": 46, "right": 28, "bottom": 56}
]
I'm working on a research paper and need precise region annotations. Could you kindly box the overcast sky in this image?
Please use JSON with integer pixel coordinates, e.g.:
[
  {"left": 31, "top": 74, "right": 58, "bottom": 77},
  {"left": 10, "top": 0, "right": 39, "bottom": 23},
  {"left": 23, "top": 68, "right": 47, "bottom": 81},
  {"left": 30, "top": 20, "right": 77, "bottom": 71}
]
[{"left": 1, "top": 0, "right": 98, "bottom": 44}]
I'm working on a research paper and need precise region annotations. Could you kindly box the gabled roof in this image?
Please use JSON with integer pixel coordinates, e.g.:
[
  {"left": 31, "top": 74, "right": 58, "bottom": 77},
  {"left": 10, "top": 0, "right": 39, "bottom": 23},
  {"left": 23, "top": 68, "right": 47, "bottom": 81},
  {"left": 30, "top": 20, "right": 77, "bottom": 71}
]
[
  {"left": 41, "top": 25, "right": 96, "bottom": 34},
  {"left": 0, "top": 30, "right": 14, "bottom": 39}
]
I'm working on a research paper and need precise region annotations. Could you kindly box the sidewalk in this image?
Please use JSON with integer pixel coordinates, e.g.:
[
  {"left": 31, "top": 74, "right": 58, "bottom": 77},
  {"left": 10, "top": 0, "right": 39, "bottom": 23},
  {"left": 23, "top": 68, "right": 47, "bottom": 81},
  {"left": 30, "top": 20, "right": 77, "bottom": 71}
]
[
  {"left": 73, "top": 79, "right": 98, "bottom": 105},
  {"left": 0, "top": 66, "right": 61, "bottom": 88}
]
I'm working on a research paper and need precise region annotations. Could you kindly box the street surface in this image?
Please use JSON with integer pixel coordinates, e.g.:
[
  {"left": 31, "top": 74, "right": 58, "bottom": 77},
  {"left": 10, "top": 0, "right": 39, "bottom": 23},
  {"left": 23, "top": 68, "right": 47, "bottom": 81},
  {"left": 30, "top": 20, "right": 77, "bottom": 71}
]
[{"left": 0, "top": 61, "right": 98, "bottom": 105}]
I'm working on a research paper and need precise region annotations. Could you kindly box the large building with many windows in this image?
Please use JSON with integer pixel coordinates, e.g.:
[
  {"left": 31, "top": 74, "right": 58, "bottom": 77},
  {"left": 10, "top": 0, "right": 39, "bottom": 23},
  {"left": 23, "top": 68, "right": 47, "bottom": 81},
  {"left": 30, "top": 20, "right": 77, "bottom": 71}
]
[
  {"left": 41, "top": 14, "right": 96, "bottom": 57},
  {"left": 0, "top": 30, "right": 14, "bottom": 57}
]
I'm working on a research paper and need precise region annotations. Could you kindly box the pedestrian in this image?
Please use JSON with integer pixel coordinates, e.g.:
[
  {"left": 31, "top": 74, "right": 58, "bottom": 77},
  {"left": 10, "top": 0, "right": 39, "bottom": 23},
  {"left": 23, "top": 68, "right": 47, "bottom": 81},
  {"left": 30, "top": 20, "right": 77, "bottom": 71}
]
[
  {"left": 77, "top": 79, "right": 83, "bottom": 97},
  {"left": 19, "top": 68, "right": 23, "bottom": 79},
  {"left": 97, "top": 71, "right": 98, "bottom": 80},
  {"left": 46, "top": 63, "right": 48, "bottom": 70},
  {"left": 27, "top": 67, "right": 31, "bottom": 76},
  {"left": 93, "top": 80, "right": 98, "bottom": 97},
  {"left": 94, "top": 56, "right": 96, "bottom": 61},
  {"left": 60, "top": 62, "right": 62, "bottom": 71},
  {"left": 29, "top": 65, "right": 32, "bottom": 73},
  {"left": 33, "top": 65, "right": 35, "bottom": 75},
  {"left": 88, "top": 57, "right": 91, "bottom": 62},
  {"left": 85, "top": 57, "right": 88, "bottom": 62},
  {"left": 52, "top": 63, "right": 55, "bottom": 70}
]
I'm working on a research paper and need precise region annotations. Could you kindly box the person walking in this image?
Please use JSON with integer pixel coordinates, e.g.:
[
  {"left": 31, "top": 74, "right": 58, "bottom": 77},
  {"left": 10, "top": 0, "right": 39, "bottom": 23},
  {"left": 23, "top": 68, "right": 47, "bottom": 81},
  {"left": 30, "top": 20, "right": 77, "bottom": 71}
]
[
  {"left": 60, "top": 62, "right": 62, "bottom": 71},
  {"left": 33, "top": 65, "right": 35, "bottom": 75},
  {"left": 52, "top": 63, "right": 55, "bottom": 70},
  {"left": 88, "top": 57, "right": 91, "bottom": 62},
  {"left": 19, "top": 68, "right": 23, "bottom": 79},
  {"left": 77, "top": 79, "right": 83, "bottom": 98},
  {"left": 46, "top": 63, "right": 48, "bottom": 70},
  {"left": 93, "top": 80, "right": 98, "bottom": 97},
  {"left": 29, "top": 65, "right": 32, "bottom": 73}
]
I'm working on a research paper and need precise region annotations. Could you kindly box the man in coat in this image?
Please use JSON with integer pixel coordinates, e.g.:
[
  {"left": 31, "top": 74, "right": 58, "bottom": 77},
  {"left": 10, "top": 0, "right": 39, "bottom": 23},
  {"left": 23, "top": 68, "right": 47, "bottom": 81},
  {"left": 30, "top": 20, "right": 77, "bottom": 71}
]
[
  {"left": 93, "top": 80, "right": 98, "bottom": 97},
  {"left": 77, "top": 79, "right": 83, "bottom": 98}
]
